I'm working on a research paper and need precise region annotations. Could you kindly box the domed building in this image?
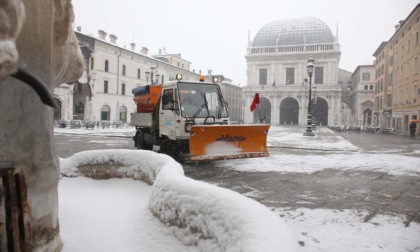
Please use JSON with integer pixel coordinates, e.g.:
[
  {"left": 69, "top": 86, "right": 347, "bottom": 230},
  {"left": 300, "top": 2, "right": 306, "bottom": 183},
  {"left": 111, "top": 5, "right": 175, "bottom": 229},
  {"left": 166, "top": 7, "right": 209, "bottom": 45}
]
[{"left": 244, "top": 17, "right": 342, "bottom": 126}]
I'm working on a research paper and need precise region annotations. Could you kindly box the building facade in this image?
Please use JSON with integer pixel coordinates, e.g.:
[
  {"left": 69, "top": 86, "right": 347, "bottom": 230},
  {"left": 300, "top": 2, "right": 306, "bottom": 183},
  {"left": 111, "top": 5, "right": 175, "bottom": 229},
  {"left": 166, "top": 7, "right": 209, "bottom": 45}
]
[
  {"left": 350, "top": 65, "right": 376, "bottom": 127},
  {"left": 372, "top": 4, "right": 420, "bottom": 135},
  {"left": 243, "top": 17, "right": 342, "bottom": 126},
  {"left": 54, "top": 29, "right": 205, "bottom": 123},
  {"left": 220, "top": 82, "right": 243, "bottom": 123}
]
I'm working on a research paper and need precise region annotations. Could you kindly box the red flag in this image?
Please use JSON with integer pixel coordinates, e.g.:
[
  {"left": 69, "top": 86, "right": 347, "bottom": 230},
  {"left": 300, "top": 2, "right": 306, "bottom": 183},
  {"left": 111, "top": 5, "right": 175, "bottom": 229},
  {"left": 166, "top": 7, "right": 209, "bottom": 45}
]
[{"left": 250, "top": 93, "right": 259, "bottom": 112}]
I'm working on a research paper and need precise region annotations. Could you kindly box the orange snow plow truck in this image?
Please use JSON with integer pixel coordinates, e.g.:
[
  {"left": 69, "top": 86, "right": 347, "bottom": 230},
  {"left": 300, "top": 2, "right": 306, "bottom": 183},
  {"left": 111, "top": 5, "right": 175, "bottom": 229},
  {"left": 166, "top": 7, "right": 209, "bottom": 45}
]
[{"left": 131, "top": 74, "right": 270, "bottom": 162}]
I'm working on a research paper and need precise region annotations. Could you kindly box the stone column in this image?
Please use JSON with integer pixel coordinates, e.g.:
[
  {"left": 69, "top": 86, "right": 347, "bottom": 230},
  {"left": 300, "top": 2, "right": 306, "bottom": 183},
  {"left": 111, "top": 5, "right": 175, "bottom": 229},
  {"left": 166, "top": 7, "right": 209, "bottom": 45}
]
[{"left": 0, "top": 0, "right": 83, "bottom": 251}]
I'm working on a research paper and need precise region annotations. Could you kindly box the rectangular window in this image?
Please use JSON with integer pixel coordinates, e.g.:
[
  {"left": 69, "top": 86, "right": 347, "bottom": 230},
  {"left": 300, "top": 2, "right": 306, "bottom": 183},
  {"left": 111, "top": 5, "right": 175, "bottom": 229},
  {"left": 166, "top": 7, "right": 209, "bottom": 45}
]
[
  {"left": 400, "top": 66, "right": 404, "bottom": 81},
  {"left": 407, "top": 62, "right": 410, "bottom": 77},
  {"left": 399, "top": 90, "right": 402, "bottom": 105},
  {"left": 387, "top": 93, "right": 392, "bottom": 107},
  {"left": 286, "top": 68, "right": 295, "bottom": 84},
  {"left": 362, "top": 72, "right": 370, "bottom": 81},
  {"left": 104, "top": 80, "right": 108, "bottom": 93},
  {"left": 314, "top": 67, "right": 323, "bottom": 84},
  {"left": 121, "top": 83, "right": 126, "bottom": 95},
  {"left": 259, "top": 69, "right": 267, "bottom": 85},
  {"left": 414, "top": 57, "right": 418, "bottom": 75}
]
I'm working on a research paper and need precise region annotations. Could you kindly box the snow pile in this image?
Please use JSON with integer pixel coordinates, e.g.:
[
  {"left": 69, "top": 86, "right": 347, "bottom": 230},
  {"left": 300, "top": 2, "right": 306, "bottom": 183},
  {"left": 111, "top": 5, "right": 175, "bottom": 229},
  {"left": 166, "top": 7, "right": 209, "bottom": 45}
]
[
  {"left": 60, "top": 149, "right": 182, "bottom": 182},
  {"left": 150, "top": 167, "right": 296, "bottom": 251},
  {"left": 59, "top": 149, "right": 296, "bottom": 251}
]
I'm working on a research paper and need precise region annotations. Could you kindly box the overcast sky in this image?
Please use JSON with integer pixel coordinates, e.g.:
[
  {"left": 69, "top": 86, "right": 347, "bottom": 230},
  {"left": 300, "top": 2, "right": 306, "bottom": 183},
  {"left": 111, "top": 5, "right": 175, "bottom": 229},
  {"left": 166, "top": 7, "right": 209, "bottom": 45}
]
[{"left": 72, "top": 0, "right": 418, "bottom": 86}]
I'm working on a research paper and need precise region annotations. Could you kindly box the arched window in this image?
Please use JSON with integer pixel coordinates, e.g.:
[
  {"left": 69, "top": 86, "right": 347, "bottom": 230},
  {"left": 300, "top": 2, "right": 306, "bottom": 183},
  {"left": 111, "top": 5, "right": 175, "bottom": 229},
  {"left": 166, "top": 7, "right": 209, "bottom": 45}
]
[
  {"left": 122, "top": 65, "right": 126, "bottom": 76},
  {"left": 119, "top": 106, "right": 127, "bottom": 122},
  {"left": 101, "top": 105, "right": 110, "bottom": 120},
  {"left": 137, "top": 68, "right": 141, "bottom": 79},
  {"left": 105, "top": 60, "right": 109, "bottom": 72}
]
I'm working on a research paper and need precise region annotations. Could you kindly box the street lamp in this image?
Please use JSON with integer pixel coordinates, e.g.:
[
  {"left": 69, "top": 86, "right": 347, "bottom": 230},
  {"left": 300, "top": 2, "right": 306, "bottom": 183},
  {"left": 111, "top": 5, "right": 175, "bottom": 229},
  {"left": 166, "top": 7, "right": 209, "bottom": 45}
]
[
  {"left": 145, "top": 70, "right": 150, "bottom": 85},
  {"left": 303, "top": 56, "right": 315, "bottom": 136},
  {"left": 312, "top": 87, "right": 317, "bottom": 130},
  {"left": 145, "top": 65, "right": 159, "bottom": 85}
]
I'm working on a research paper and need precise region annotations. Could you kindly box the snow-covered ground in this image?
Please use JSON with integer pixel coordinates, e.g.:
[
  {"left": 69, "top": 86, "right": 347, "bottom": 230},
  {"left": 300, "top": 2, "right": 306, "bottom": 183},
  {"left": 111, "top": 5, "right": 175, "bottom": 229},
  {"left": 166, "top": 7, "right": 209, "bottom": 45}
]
[
  {"left": 56, "top": 126, "right": 420, "bottom": 251},
  {"left": 215, "top": 127, "right": 420, "bottom": 176}
]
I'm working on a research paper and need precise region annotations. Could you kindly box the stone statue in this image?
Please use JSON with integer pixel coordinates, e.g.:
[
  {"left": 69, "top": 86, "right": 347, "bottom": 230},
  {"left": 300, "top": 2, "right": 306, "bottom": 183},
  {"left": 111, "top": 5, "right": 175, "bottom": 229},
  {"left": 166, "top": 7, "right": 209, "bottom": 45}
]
[
  {"left": 0, "top": 0, "right": 25, "bottom": 81},
  {"left": 0, "top": 0, "right": 83, "bottom": 251}
]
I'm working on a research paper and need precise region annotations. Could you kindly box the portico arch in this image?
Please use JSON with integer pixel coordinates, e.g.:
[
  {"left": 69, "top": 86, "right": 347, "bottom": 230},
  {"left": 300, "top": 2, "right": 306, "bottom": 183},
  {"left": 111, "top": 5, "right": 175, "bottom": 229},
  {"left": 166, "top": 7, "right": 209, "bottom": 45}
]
[
  {"left": 363, "top": 109, "right": 372, "bottom": 127},
  {"left": 253, "top": 97, "right": 271, "bottom": 123},
  {"left": 313, "top": 97, "right": 328, "bottom": 126},
  {"left": 280, "top": 97, "right": 299, "bottom": 125}
]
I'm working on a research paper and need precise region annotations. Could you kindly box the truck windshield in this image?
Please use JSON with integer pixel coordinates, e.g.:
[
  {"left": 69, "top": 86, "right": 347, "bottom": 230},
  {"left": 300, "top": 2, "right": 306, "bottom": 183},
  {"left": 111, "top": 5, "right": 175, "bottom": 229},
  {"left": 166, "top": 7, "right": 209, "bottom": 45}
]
[{"left": 177, "top": 82, "right": 229, "bottom": 118}]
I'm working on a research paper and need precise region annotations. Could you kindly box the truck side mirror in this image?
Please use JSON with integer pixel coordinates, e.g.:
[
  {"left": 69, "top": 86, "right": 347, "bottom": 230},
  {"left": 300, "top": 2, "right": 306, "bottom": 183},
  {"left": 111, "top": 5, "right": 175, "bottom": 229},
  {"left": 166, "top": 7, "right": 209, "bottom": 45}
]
[{"left": 224, "top": 100, "right": 229, "bottom": 108}]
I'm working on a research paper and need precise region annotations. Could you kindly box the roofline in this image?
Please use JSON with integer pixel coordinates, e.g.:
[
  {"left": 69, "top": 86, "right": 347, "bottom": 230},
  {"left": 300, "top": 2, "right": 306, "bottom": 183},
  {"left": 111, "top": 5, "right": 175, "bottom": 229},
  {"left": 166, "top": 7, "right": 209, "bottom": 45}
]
[
  {"left": 351, "top": 65, "right": 374, "bottom": 77},
  {"left": 75, "top": 31, "right": 197, "bottom": 76},
  {"left": 388, "top": 3, "right": 420, "bottom": 42},
  {"left": 372, "top": 41, "right": 388, "bottom": 56}
]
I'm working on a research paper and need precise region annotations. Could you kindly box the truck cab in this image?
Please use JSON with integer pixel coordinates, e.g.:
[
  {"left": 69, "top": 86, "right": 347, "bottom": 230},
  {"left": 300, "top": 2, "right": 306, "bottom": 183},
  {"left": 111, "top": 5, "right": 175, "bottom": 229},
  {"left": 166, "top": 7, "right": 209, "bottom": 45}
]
[{"left": 132, "top": 75, "right": 230, "bottom": 161}]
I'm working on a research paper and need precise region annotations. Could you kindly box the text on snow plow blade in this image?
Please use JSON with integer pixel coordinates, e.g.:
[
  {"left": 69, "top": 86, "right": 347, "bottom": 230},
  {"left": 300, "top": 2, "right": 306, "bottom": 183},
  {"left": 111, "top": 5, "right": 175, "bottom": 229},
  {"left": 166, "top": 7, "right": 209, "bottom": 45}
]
[{"left": 189, "top": 124, "right": 270, "bottom": 161}]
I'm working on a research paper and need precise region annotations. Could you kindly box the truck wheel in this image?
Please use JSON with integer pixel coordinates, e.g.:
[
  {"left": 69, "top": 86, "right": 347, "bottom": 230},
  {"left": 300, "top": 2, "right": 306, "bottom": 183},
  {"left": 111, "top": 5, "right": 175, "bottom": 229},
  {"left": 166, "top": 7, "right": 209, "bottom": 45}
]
[
  {"left": 160, "top": 139, "right": 181, "bottom": 162},
  {"left": 135, "top": 130, "right": 153, "bottom": 150}
]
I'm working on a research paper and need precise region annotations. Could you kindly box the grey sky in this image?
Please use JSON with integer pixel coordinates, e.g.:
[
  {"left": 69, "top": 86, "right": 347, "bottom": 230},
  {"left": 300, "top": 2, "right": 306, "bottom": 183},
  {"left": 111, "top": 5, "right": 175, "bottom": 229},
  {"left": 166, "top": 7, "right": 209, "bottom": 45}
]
[{"left": 72, "top": 0, "right": 418, "bottom": 85}]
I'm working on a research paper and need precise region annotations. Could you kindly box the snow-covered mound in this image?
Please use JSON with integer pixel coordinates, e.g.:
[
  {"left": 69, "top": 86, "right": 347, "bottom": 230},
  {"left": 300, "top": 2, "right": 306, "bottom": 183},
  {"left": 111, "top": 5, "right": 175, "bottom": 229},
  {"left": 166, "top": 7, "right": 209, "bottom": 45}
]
[{"left": 60, "top": 149, "right": 296, "bottom": 251}]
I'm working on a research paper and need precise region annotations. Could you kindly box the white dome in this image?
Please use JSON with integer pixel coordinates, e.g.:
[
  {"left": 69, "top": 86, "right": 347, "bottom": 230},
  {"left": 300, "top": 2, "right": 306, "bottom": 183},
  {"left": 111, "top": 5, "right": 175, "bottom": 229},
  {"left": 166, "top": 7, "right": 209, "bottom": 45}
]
[{"left": 252, "top": 17, "right": 334, "bottom": 47}]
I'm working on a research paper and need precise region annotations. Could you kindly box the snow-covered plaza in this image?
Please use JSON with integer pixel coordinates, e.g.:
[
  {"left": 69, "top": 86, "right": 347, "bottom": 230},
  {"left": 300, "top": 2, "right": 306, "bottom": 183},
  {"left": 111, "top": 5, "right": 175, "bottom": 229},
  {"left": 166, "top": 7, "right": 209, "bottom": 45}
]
[{"left": 55, "top": 126, "right": 420, "bottom": 251}]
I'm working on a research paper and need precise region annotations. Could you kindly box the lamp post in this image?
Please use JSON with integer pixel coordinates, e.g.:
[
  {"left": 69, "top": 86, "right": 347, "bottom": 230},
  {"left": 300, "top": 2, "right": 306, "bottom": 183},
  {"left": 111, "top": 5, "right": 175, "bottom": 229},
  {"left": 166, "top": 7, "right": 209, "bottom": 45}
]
[
  {"left": 312, "top": 87, "right": 317, "bottom": 130},
  {"left": 150, "top": 65, "right": 155, "bottom": 85},
  {"left": 303, "top": 56, "right": 315, "bottom": 136},
  {"left": 145, "top": 70, "right": 150, "bottom": 85}
]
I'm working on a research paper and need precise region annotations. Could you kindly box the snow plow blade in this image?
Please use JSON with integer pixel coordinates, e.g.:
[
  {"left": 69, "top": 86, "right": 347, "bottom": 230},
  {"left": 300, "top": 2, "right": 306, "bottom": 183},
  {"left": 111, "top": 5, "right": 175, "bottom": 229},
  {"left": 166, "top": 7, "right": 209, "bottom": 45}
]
[{"left": 189, "top": 124, "right": 270, "bottom": 161}]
